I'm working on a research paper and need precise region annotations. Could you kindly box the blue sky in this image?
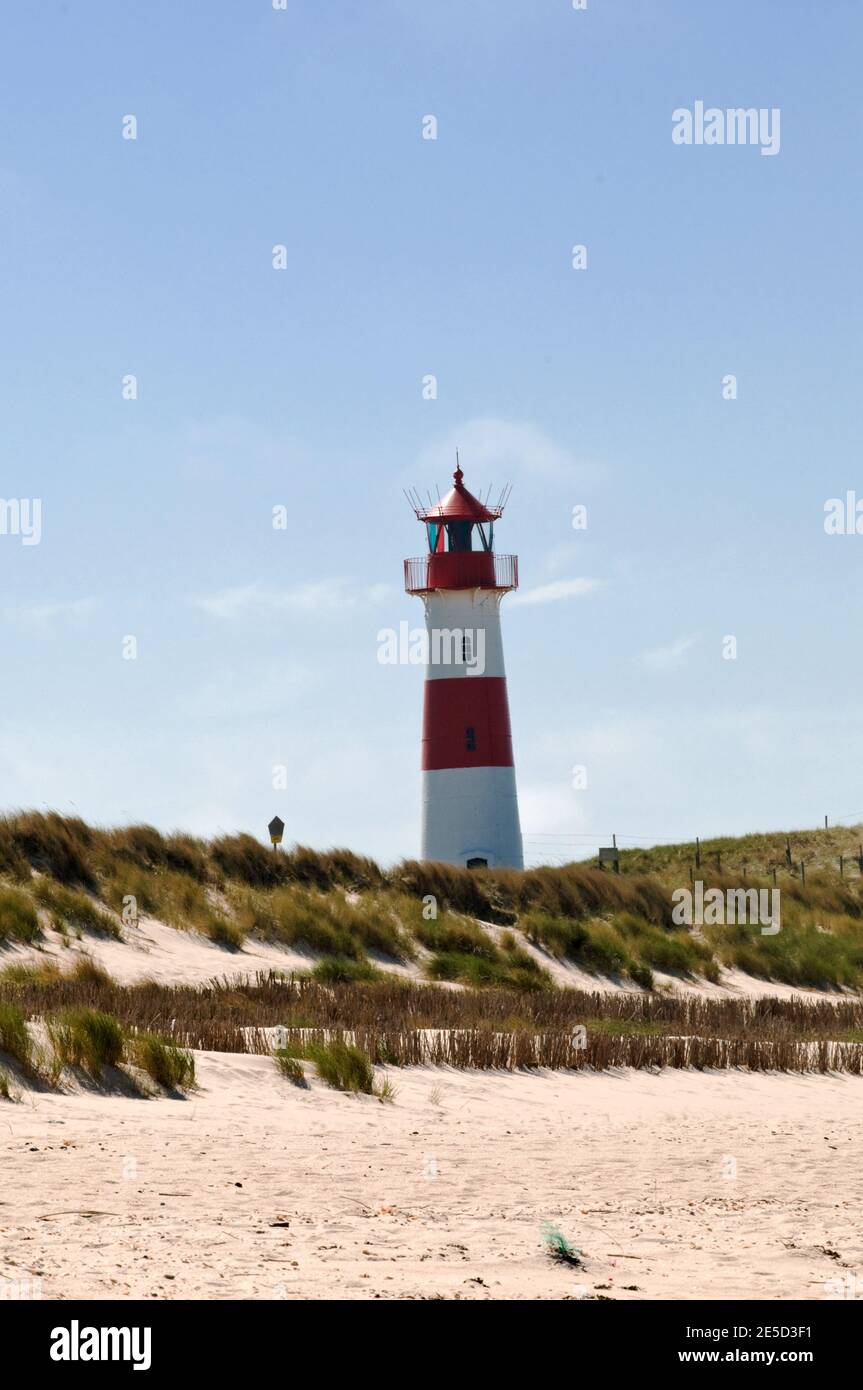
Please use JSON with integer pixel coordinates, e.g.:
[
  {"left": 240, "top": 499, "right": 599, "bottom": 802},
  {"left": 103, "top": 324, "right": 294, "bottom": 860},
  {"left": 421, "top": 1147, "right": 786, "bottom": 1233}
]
[{"left": 1, "top": 1, "right": 862, "bottom": 865}]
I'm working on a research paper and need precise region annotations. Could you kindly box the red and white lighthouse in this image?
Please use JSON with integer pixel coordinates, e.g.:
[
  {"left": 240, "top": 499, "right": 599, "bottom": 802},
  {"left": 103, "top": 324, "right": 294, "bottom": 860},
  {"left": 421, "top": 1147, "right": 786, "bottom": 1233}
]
[{"left": 404, "top": 464, "right": 523, "bottom": 870}]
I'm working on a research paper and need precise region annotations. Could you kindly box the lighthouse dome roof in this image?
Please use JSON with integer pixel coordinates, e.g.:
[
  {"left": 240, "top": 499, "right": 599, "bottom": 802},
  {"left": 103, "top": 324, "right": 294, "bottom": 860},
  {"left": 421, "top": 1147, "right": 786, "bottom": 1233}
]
[{"left": 415, "top": 466, "right": 504, "bottom": 522}]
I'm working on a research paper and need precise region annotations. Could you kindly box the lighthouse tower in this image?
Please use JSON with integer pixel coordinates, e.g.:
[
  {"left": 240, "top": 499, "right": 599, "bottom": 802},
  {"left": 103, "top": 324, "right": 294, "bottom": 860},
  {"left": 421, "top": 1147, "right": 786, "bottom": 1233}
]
[{"left": 404, "top": 464, "right": 523, "bottom": 870}]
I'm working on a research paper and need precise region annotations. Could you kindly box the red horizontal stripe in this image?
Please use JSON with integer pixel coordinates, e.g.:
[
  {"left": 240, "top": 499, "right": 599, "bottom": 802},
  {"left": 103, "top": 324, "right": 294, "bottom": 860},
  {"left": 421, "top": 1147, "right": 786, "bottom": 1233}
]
[{"left": 421, "top": 676, "right": 515, "bottom": 770}]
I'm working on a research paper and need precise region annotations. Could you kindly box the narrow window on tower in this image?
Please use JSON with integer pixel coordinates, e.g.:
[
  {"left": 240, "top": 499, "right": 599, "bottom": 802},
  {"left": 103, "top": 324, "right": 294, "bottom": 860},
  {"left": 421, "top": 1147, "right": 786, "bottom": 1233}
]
[
  {"left": 465, "top": 726, "right": 476, "bottom": 751},
  {"left": 462, "top": 632, "right": 473, "bottom": 665}
]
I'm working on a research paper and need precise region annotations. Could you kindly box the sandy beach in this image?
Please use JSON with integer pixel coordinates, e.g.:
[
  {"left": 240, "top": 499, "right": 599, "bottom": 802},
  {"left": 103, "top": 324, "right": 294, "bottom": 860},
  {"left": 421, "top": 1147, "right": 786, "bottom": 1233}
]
[{"left": 2, "top": 1056, "right": 860, "bottom": 1301}]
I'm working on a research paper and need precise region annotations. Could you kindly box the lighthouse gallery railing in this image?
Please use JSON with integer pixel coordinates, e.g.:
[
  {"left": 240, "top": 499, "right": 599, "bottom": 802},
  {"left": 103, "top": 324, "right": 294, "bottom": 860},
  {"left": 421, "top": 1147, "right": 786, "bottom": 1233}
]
[{"left": 404, "top": 553, "right": 518, "bottom": 594}]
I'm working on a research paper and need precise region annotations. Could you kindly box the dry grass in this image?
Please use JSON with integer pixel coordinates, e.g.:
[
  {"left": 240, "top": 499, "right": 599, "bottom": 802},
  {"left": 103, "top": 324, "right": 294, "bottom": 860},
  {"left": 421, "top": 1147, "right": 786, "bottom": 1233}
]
[
  {"left": 47, "top": 1008, "right": 125, "bottom": 1076},
  {"left": 0, "top": 1000, "right": 35, "bottom": 1070},
  {"left": 617, "top": 825, "right": 863, "bottom": 883},
  {"left": 4, "top": 810, "right": 863, "bottom": 992},
  {"left": 3, "top": 970, "right": 863, "bottom": 1073},
  {"left": 32, "top": 880, "right": 120, "bottom": 939},
  {"left": 0, "top": 886, "right": 40, "bottom": 943},
  {"left": 126, "top": 1033, "right": 195, "bottom": 1090}
]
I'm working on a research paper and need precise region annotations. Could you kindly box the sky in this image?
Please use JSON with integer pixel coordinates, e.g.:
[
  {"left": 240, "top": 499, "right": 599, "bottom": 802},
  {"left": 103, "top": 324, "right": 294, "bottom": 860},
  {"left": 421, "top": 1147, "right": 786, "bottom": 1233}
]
[{"left": 1, "top": 0, "right": 862, "bottom": 866}]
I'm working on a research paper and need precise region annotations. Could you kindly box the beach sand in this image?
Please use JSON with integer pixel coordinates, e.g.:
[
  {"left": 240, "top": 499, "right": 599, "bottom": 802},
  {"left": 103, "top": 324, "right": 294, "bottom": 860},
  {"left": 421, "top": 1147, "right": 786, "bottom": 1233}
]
[{"left": 2, "top": 1057, "right": 860, "bottom": 1301}]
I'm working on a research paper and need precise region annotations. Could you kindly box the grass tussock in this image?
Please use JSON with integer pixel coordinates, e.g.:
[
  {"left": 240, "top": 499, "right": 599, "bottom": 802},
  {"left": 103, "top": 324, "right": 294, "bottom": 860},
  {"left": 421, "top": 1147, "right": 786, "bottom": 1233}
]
[
  {"left": 127, "top": 1033, "right": 195, "bottom": 1090},
  {"left": 47, "top": 1007, "right": 125, "bottom": 1076},
  {"left": 415, "top": 910, "right": 552, "bottom": 989},
  {"left": 274, "top": 1048, "right": 308, "bottom": 1086},
  {"left": 523, "top": 910, "right": 718, "bottom": 986},
  {"left": 211, "top": 834, "right": 384, "bottom": 892},
  {"left": 0, "top": 886, "right": 40, "bottom": 943},
  {"left": 273, "top": 1035, "right": 375, "bottom": 1093},
  {"left": 708, "top": 915, "right": 863, "bottom": 990},
  {"left": 234, "top": 886, "right": 409, "bottom": 962},
  {"left": 103, "top": 824, "right": 209, "bottom": 882},
  {"left": 395, "top": 860, "right": 673, "bottom": 927},
  {"left": 0, "top": 959, "right": 62, "bottom": 986},
  {"left": 307, "top": 1038, "right": 375, "bottom": 1093},
  {"left": 3, "top": 811, "right": 98, "bottom": 887},
  {"left": 0, "top": 1001, "right": 34, "bottom": 1070},
  {"left": 311, "top": 955, "right": 381, "bottom": 984},
  {"left": 33, "top": 880, "right": 120, "bottom": 939}
]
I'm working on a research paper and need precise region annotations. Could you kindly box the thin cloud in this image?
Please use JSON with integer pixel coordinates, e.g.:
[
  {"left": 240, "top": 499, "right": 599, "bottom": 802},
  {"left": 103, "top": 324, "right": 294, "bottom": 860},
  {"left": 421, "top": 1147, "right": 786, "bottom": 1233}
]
[
  {"left": 640, "top": 636, "right": 697, "bottom": 669},
  {"left": 5, "top": 597, "right": 97, "bottom": 631},
  {"left": 413, "top": 418, "right": 603, "bottom": 484},
  {"left": 511, "top": 577, "right": 601, "bottom": 606},
  {"left": 193, "top": 580, "right": 392, "bottom": 620}
]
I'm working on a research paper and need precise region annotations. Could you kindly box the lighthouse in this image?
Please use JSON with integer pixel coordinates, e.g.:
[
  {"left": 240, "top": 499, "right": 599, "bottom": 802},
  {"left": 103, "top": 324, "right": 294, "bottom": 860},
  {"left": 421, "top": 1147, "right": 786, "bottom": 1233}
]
[{"left": 404, "top": 464, "right": 524, "bottom": 870}]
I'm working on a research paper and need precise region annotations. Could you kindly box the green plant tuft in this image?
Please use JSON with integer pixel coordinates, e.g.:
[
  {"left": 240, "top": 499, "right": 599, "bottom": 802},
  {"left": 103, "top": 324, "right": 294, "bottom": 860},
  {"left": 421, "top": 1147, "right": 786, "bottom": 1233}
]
[{"left": 47, "top": 1007, "right": 125, "bottom": 1076}]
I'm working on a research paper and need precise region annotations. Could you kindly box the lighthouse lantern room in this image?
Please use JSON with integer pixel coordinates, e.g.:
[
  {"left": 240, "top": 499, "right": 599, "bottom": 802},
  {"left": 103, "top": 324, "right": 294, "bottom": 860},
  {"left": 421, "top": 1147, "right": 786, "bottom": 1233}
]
[{"left": 404, "top": 464, "right": 524, "bottom": 870}]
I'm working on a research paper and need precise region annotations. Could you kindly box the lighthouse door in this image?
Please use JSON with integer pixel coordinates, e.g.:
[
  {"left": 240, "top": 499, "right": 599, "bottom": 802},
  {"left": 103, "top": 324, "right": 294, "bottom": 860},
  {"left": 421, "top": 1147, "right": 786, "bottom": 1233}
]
[{"left": 466, "top": 856, "right": 488, "bottom": 870}]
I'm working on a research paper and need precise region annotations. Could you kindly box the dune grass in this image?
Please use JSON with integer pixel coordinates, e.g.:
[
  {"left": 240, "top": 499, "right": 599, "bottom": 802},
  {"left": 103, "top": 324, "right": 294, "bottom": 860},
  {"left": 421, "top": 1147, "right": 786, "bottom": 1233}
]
[
  {"left": 307, "top": 1038, "right": 375, "bottom": 1093},
  {"left": 707, "top": 915, "right": 863, "bottom": 990},
  {"left": 0, "top": 1001, "right": 35, "bottom": 1070},
  {"left": 4, "top": 969, "right": 863, "bottom": 1072},
  {"left": 0, "top": 886, "right": 40, "bottom": 943},
  {"left": 47, "top": 1007, "right": 125, "bottom": 1076},
  {"left": 273, "top": 1035, "right": 375, "bottom": 1093},
  {"left": 126, "top": 1033, "right": 195, "bottom": 1090},
  {"left": 274, "top": 1047, "right": 308, "bottom": 1086},
  {"left": 0, "top": 959, "right": 62, "bottom": 986},
  {"left": 416, "top": 910, "right": 553, "bottom": 989},
  {"left": 5, "top": 809, "right": 863, "bottom": 993},
  {"left": 32, "top": 880, "right": 120, "bottom": 939},
  {"left": 1, "top": 976, "right": 194, "bottom": 1090},
  {"left": 2, "top": 811, "right": 97, "bottom": 887},
  {"left": 617, "top": 826, "right": 863, "bottom": 882},
  {"left": 311, "top": 955, "right": 380, "bottom": 984}
]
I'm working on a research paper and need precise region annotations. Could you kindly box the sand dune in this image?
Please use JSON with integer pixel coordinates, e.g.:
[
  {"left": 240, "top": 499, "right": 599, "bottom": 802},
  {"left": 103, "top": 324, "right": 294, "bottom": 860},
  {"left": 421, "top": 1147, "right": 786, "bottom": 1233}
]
[
  {"left": 2, "top": 914, "right": 845, "bottom": 1002},
  {"left": 1, "top": 1057, "right": 860, "bottom": 1301}
]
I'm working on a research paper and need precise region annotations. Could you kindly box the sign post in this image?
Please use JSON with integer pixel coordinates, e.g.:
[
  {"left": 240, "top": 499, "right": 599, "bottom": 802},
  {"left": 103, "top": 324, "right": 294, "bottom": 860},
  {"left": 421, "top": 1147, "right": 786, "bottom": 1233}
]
[
  {"left": 268, "top": 815, "right": 285, "bottom": 850},
  {"left": 598, "top": 846, "right": 620, "bottom": 874}
]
